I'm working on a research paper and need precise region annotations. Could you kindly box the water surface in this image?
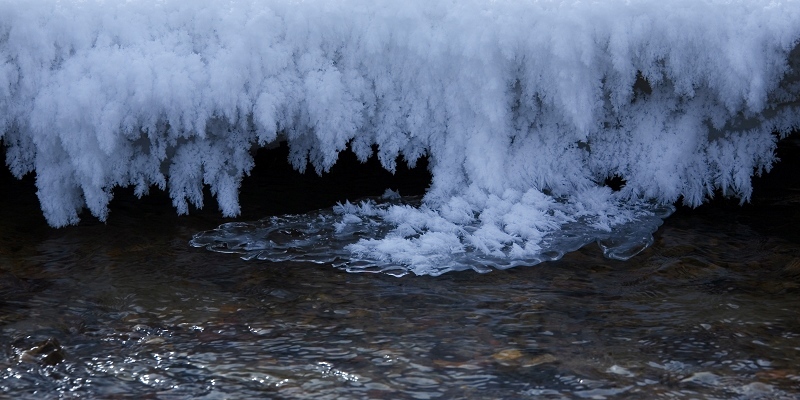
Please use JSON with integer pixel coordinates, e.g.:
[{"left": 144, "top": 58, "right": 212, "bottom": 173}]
[{"left": 1, "top": 145, "right": 800, "bottom": 399}]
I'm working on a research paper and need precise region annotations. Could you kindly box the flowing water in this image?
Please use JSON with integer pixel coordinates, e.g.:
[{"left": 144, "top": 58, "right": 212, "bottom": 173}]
[{"left": 1, "top": 145, "right": 800, "bottom": 399}]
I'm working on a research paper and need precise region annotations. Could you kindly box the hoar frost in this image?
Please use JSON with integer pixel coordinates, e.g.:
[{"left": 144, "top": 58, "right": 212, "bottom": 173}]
[
  {"left": 1, "top": 1, "right": 799, "bottom": 275},
  {"left": 190, "top": 189, "right": 676, "bottom": 276}
]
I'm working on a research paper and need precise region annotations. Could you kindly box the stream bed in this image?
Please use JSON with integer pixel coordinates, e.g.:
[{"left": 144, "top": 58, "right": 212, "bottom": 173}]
[{"left": 1, "top": 146, "right": 800, "bottom": 399}]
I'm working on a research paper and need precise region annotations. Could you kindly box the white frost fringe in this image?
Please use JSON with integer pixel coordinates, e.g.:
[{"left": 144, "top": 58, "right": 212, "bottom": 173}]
[{"left": 1, "top": 1, "right": 799, "bottom": 238}]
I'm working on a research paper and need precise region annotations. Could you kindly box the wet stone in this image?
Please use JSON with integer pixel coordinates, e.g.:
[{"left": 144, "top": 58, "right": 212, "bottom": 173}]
[
  {"left": 15, "top": 337, "right": 65, "bottom": 366},
  {"left": 492, "top": 348, "right": 523, "bottom": 362}
]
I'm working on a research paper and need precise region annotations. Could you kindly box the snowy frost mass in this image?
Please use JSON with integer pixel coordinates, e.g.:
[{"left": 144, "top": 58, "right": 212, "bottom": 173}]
[{"left": 2, "top": 1, "right": 800, "bottom": 275}]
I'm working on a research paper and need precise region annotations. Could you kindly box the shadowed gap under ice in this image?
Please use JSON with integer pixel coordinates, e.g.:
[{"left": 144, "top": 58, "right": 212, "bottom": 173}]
[
  {"left": 0, "top": 142, "right": 433, "bottom": 228},
  {"left": 2, "top": 132, "right": 799, "bottom": 276},
  {"left": 3, "top": 130, "right": 799, "bottom": 224}
]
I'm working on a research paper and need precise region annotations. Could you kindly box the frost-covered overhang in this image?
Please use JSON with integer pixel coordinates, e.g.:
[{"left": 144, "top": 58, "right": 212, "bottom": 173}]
[{"left": 1, "top": 0, "right": 799, "bottom": 273}]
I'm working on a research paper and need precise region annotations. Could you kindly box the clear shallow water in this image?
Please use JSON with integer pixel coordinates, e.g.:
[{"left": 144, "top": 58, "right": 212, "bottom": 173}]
[{"left": 2, "top": 149, "right": 800, "bottom": 399}]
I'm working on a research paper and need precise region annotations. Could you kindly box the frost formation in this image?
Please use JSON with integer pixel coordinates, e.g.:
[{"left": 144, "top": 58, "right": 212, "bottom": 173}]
[{"left": 1, "top": 1, "right": 799, "bottom": 274}]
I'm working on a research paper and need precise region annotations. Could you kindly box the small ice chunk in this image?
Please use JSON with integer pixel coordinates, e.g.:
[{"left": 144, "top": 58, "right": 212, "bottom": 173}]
[
  {"left": 381, "top": 189, "right": 401, "bottom": 200},
  {"left": 607, "top": 365, "right": 634, "bottom": 377},
  {"left": 341, "top": 214, "right": 363, "bottom": 224}
]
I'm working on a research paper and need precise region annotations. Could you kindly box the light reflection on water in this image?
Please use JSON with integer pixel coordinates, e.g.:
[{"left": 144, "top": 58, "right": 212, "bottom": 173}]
[{"left": 2, "top": 180, "right": 800, "bottom": 398}]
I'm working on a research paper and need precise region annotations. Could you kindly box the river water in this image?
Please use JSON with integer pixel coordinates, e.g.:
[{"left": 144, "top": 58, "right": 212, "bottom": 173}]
[{"left": 1, "top": 143, "right": 799, "bottom": 399}]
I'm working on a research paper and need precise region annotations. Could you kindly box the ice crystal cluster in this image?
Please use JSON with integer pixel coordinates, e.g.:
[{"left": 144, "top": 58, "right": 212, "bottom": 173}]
[{"left": 2, "top": 1, "right": 799, "bottom": 274}]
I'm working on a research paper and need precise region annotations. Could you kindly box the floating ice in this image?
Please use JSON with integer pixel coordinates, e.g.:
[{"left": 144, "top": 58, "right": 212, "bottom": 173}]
[
  {"left": 190, "top": 190, "right": 674, "bottom": 276},
  {"left": 1, "top": 1, "right": 799, "bottom": 274}
]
